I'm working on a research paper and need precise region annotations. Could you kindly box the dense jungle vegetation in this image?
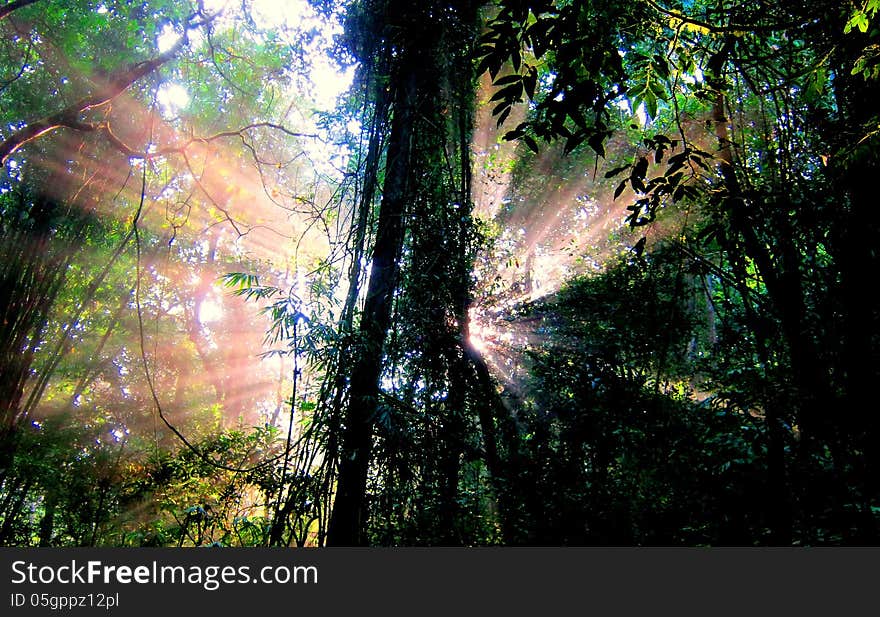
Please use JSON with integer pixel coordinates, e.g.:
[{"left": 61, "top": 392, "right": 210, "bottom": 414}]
[{"left": 1, "top": 0, "right": 879, "bottom": 546}]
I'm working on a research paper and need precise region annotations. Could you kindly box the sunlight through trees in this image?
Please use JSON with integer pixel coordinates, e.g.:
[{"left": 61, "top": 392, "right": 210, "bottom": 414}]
[{"left": 1, "top": 0, "right": 879, "bottom": 546}]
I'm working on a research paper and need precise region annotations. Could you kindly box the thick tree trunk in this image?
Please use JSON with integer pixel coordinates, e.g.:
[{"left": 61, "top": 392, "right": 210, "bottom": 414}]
[
  {"left": 327, "top": 0, "right": 483, "bottom": 545},
  {"left": 327, "top": 65, "right": 417, "bottom": 546}
]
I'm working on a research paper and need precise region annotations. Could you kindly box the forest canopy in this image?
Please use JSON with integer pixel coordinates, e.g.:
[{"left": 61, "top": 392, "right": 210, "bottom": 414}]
[{"left": 1, "top": 0, "right": 878, "bottom": 546}]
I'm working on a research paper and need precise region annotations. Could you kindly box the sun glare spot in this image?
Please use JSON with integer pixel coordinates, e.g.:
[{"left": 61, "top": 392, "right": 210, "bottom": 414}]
[
  {"left": 312, "top": 61, "right": 356, "bottom": 109},
  {"left": 199, "top": 298, "right": 224, "bottom": 324},
  {"left": 156, "top": 24, "right": 181, "bottom": 53},
  {"left": 157, "top": 82, "right": 190, "bottom": 117},
  {"left": 202, "top": 0, "right": 233, "bottom": 14},
  {"left": 251, "top": 0, "right": 308, "bottom": 28},
  {"left": 469, "top": 332, "right": 487, "bottom": 352},
  {"left": 468, "top": 309, "right": 497, "bottom": 353},
  {"left": 634, "top": 102, "right": 648, "bottom": 126}
]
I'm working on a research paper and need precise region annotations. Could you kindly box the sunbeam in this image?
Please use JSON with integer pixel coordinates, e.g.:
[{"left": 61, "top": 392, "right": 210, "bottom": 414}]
[
  {"left": 9, "top": 7, "right": 349, "bottom": 444},
  {"left": 468, "top": 77, "right": 677, "bottom": 394}
]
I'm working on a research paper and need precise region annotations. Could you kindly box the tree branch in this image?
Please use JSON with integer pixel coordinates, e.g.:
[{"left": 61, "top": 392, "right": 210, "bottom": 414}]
[
  {"left": 0, "top": 37, "right": 33, "bottom": 94},
  {"left": 0, "top": 0, "right": 40, "bottom": 22},
  {"left": 0, "top": 24, "right": 187, "bottom": 164},
  {"left": 642, "top": 0, "right": 805, "bottom": 35}
]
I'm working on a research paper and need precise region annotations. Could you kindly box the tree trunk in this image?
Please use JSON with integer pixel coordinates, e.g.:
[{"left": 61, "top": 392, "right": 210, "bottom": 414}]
[{"left": 327, "top": 64, "right": 417, "bottom": 546}]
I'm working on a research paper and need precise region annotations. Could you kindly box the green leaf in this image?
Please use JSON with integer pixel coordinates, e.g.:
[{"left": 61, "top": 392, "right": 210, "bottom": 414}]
[
  {"left": 643, "top": 91, "right": 658, "bottom": 120},
  {"left": 845, "top": 11, "right": 870, "bottom": 34}
]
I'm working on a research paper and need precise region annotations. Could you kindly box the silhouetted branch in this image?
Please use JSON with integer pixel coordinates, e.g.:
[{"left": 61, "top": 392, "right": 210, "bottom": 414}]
[
  {"left": 0, "top": 10, "right": 226, "bottom": 164},
  {"left": 0, "top": 0, "right": 41, "bottom": 22},
  {"left": 0, "top": 36, "right": 186, "bottom": 163},
  {"left": 642, "top": 0, "right": 805, "bottom": 34}
]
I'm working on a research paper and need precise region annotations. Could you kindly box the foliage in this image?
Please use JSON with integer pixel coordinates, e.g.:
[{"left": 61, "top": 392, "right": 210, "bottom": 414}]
[
  {"left": 117, "top": 426, "right": 282, "bottom": 547},
  {"left": 517, "top": 347, "right": 765, "bottom": 544},
  {"left": 0, "top": 416, "right": 127, "bottom": 546},
  {"left": 2, "top": 0, "right": 880, "bottom": 547}
]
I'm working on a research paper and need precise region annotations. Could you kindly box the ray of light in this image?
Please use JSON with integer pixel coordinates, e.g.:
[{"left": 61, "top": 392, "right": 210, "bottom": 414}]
[
  {"left": 468, "top": 77, "right": 690, "bottom": 394},
  {"left": 14, "top": 15, "right": 350, "bottom": 440}
]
